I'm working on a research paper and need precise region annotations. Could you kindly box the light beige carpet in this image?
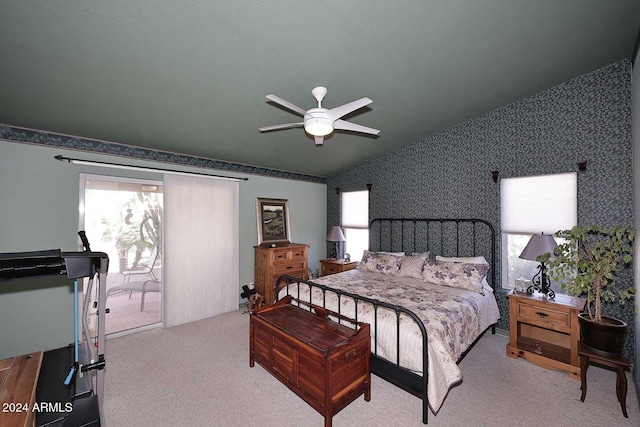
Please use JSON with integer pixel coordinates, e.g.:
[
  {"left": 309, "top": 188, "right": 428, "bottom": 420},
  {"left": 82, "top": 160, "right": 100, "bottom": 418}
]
[{"left": 104, "top": 309, "right": 638, "bottom": 426}]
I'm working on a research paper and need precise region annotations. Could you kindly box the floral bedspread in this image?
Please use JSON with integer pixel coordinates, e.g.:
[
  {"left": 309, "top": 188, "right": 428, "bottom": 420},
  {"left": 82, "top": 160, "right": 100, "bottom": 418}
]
[{"left": 278, "top": 269, "right": 500, "bottom": 413}]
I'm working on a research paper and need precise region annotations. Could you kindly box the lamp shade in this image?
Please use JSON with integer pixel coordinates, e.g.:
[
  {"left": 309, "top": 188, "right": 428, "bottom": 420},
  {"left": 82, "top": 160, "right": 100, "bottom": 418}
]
[
  {"left": 519, "top": 234, "right": 558, "bottom": 261},
  {"left": 326, "top": 226, "right": 346, "bottom": 242}
]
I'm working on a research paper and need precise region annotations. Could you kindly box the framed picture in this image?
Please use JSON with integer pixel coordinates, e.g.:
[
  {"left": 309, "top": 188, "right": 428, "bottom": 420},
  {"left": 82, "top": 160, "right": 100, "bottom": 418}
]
[{"left": 256, "top": 198, "right": 291, "bottom": 245}]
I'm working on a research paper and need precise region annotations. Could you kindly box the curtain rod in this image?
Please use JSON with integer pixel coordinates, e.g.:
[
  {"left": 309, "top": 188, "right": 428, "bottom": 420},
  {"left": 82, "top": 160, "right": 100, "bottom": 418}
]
[{"left": 54, "top": 155, "right": 248, "bottom": 182}]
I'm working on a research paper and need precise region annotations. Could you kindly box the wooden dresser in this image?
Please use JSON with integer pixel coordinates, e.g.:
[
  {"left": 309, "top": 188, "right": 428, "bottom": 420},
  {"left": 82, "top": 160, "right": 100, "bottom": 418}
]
[
  {"left": 250, "top": 295, "right": 371, "bottom": 427},
  {"left": 254, "top": 243, "right": 308, "bottom": 305},
  {"left": 507, "top": 291, "right": 585, "bottom": 378}
]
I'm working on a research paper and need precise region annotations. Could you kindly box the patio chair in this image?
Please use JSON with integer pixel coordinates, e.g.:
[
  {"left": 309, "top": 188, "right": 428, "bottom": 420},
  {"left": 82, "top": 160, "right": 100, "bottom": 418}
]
[
  {"left": 120, "top": 246, "right": 159, "bottom": 285},
  {"left": 106, "top": 247, "right": 160, "bottom": 310}
]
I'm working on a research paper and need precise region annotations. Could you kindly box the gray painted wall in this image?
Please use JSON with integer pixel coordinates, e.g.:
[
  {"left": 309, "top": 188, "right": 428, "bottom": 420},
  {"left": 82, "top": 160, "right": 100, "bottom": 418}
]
[
  {"left": 327, "top": 60, "right": 635, "bottom": 359},
  {"left": 0, "top": 140, "right": 326, "bottom": 359}
]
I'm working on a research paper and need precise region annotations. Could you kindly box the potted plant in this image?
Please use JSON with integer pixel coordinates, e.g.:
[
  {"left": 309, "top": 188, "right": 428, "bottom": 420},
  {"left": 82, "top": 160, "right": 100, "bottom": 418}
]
[{"left": 537, "top": 225, "right": 636, "bottom": 356}]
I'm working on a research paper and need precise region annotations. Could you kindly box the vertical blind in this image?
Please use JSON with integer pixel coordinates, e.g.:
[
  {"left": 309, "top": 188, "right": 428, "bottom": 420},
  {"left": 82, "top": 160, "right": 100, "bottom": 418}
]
[
  {"left": 500, "top": 172, "right": 577, "bottom": 235},
  {"left": 163, "top": 175, "right": 239, "bottom": 327}
]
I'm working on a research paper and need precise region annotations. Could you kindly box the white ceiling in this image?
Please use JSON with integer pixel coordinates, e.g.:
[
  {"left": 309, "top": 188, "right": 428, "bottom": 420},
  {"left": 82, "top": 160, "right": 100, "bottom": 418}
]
[{"left": 1, "top": 1, "right": 638, "bottom": 177}]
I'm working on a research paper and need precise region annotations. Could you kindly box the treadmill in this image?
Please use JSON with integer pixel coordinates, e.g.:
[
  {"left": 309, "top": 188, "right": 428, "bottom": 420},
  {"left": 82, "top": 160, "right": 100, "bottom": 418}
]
[{"left": 0, "top": 233, "right": 108, "bottom": 427}]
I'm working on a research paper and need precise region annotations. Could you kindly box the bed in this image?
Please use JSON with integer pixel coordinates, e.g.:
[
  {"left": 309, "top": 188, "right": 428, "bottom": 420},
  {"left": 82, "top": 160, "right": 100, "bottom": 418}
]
[{"left": 276, "top": 218, "right": 500, "bottom": 424}]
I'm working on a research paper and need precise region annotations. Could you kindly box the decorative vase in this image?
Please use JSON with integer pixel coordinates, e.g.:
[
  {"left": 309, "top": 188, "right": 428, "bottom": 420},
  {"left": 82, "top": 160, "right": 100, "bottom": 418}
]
[{"left": 578, "top": 313, "right": 627, "bottom": 357}]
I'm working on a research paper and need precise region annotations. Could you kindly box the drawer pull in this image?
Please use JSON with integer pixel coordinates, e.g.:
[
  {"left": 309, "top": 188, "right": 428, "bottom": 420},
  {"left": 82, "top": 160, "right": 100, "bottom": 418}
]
[
  {"left": 345, "top": 348, "right": 357, "bottom": 360},
  {"left": 535, "top": 311, "right": 549, "bottom": 318},
  {"left": 535, "top": 343, "right": 543, "bottom": 355}
]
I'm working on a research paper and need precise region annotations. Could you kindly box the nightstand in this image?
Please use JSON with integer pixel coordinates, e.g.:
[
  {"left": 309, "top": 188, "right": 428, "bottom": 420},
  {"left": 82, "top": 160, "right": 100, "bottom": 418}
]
[
  {"left": 507, "top": 291, "right": 585, "bottom": 379},
  {"left": 320, "top": 259, "right": 357, "bottom": 276}
]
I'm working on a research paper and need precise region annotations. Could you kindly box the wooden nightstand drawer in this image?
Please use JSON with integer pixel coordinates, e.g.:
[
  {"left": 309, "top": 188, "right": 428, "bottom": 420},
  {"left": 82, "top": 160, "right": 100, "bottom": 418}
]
[
  {"left": 517, "top": 302, "right": 571, "bottom": 333},
  {"left": 322, "top": 264, "right": 342, "bottom": 275},
  {"left": 320, "top": 259, "right": 357, "bottom": 276}
]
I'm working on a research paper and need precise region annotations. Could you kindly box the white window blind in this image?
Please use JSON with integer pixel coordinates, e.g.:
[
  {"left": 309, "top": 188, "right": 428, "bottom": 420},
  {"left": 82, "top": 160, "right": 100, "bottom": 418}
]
[
  {"left": 501, "top": 172, "right": 577, "bottom": 234},
  {"left": 341, "top": 191, "right": 369, "bottom": 228},
  {"left": 341, "top": 190, "right": 369, "bottom": 262}
]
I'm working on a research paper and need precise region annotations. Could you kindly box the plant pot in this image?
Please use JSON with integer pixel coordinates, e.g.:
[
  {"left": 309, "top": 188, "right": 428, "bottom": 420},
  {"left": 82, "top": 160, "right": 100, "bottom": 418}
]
[{"left": 578, "top": 313, "right": 628, "bottom": 357}]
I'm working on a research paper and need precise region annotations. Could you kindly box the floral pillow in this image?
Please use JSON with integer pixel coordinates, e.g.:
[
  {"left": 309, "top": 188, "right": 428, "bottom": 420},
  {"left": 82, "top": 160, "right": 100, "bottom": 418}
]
[
  {"left": 358, "top": 250, "right": 402, "bottom": 275},
  {"left": 421, "top": 259, "right": 490, "bottom": 294},
  {"left": 435, "top": 255, "right": 492, "bottom": 292},
  {"left": 396, "top": 255, "right": 427, "bottom": 279}
]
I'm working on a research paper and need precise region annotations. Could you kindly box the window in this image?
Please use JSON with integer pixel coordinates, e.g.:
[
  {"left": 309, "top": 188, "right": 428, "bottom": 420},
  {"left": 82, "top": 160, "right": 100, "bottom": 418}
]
[
  {"left": 341, "top": 190, "right": 369, "bottom": 262},
  {"left": 500, "top": 173, "right": 577, "bottom": 290},
  {"left": 80, "top": 174, "right": 164, "bottom": 335}
]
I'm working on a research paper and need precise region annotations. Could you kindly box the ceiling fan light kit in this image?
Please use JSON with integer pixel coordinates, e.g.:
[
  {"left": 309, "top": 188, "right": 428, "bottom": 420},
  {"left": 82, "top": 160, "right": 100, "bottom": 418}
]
[
  {"left": 259, "top": 86, "right": 380, "bottom": 146},
  {"left": 303, "top": 111, "right": 333, "bottom": 136}
]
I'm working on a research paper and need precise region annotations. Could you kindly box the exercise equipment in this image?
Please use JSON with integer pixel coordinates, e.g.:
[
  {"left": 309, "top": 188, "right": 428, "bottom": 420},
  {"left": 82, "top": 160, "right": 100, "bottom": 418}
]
[{"left": 0, "top": 231, "right": 109, "bottom": 426}]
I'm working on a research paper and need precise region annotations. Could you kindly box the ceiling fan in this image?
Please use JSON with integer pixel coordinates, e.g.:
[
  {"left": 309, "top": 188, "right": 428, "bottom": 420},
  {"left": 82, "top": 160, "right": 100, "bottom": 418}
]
[{"left": 259, "top": 86, "right": 380, "bottom": 146}]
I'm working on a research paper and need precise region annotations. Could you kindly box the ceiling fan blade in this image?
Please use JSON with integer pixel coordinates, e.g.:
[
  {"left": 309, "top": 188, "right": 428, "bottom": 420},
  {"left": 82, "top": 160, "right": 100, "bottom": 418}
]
[
  {"left": 334, "top": 119, "right": 380, "bottom": 135},
  {"left": 314, "top": 135, "right": 324, "bottom": 146},
  {"left": 327, "top": 97, "right": 373, "bottom": 121},
  {"left": 265, "top": 94, "right": 307, "bottom": 116},
  {"left": 259, "top": 123, "right": 303, "bottom": 132}
]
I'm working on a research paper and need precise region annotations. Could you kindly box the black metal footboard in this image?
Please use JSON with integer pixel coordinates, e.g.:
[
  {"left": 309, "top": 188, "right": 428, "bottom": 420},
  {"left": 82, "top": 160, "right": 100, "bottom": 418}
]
[
  {"left": 274, "top": 217, "right": 497, "bottom": 424},
  {"left": 276, "top": 276, "right": 430, "bottom": 424}
]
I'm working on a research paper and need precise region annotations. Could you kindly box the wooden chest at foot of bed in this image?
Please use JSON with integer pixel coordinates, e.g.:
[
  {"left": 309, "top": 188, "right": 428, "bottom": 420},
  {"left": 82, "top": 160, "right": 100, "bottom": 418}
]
[{"left": 250, "top": 295, "right": 371, "bottom": 427}]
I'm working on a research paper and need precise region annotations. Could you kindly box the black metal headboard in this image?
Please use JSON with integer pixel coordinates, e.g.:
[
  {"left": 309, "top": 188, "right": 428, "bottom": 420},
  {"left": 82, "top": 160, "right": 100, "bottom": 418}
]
[{"left": 369, "top": 218, "right": 497, "bottom": 290}]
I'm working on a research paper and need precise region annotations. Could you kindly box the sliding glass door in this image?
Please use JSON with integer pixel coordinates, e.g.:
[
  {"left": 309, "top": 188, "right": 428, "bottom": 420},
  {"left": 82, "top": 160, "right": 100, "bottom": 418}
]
[{"left": 80, "top": 174, "right": 163, "bottom": 335}]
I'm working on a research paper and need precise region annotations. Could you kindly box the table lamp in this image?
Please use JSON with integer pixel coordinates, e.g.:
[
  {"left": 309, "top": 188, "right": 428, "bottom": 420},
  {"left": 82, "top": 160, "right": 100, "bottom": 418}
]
[
  {"left": 519, "top": 233, "right": 558, "bottom": 299},
  {"left": 326, "top": 226, "right": 346, "bottom": 260}
]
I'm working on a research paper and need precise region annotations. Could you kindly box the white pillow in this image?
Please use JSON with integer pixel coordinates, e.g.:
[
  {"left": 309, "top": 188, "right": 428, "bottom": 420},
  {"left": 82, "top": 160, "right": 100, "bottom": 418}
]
[
  {"left": 377, "top": 251, "right": 405, "bottom": 256},
  {"left": 411, "top": 251, "right": 430, "bottom": 259},
  {"left": 435, "top": 255, "right": 488, "bottom": 265}
]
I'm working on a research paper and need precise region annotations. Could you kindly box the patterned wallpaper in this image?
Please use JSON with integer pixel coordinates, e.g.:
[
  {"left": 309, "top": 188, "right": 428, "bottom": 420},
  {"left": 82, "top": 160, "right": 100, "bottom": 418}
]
[
  {"left": 327, "top": 60, "right": 634, "bottom": 356},
  {"left": 0, "top": 125, "right": 326, "bottom": 184}
]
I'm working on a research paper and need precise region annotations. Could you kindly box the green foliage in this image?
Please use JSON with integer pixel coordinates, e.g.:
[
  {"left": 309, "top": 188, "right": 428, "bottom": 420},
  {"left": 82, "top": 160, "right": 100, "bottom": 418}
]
[
  {"left": 100, "top": 192, "right": 162, "bottom": 272},
  {"left": 537, "top": 225, "right": 635, "bottom": 323}
]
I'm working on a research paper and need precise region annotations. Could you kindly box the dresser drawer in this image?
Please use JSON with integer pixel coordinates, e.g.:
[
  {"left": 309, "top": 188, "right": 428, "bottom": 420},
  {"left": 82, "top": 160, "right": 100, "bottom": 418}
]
[
  {"left": 517, "top": 301, "right": 571, "bottom": 332},
  {"left": 273, "top": 262, "right": 306, "bottom": 275},
  {"left": 289, "top": 269, "right": 307, "bottom": 279},
  {"left": 272, "top": 269, "right": 306, "bottom": 284},
  {"left": 273, "top": 248, "right": 306, "bottom": 263}
]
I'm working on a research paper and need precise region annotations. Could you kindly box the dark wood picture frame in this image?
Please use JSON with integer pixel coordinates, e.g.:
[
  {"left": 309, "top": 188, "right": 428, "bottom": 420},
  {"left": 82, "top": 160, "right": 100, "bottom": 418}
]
[{"left": 256, "top": 198, "right": 291, "bottom": 245}]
